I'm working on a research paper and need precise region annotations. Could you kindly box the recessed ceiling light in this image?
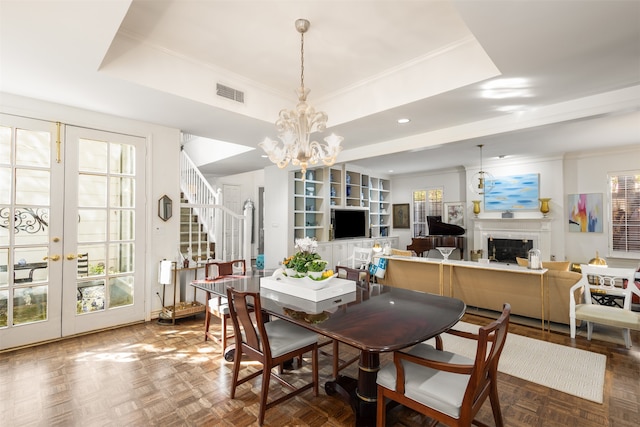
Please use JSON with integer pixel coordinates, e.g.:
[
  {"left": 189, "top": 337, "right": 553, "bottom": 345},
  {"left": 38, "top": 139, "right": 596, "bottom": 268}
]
[
  {"left": 261, "top": 154, "right": 268, "bottom": 158},
  {"left": 397, "top": 118, "right": 410, "bottom": 124},
  {"left": 388, "top": 169, "right": 394, "bottom": 173}
]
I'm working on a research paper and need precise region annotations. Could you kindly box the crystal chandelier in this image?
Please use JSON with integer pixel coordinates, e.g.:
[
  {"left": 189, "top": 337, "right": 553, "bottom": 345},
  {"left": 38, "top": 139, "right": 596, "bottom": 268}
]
[
  {"left": 259, "top": 19, "right": 343, "bottom": 175},
  {"left": 470, "top": 144, "right": 495, "bottom": 195}
]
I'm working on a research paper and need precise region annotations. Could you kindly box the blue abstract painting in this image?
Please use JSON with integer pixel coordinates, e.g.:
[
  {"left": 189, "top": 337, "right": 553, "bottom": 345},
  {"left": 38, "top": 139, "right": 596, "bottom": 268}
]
[{"left": 485, "top": 174, "right": 540, "bottom": 211}]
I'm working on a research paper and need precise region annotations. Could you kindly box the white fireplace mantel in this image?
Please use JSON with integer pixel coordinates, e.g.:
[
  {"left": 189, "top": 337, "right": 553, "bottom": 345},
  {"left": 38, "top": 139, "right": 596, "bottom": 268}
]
[{"left": 472, "top": 218, "right": 552, "bottom": 261}]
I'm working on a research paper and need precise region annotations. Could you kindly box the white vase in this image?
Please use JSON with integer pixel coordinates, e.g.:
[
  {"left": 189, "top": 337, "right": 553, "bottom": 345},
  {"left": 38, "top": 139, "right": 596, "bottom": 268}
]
[
  {"left": 285, "top": 268, "right": 298, "bottom": 277},
  {"left": 308, "top": 271, "right": 324, "bottom": 279}
]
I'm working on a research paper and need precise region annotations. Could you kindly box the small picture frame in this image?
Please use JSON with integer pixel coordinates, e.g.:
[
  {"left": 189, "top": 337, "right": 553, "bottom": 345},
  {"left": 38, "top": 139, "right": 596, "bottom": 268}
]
[
  {"left": 392, "top": 203, "right": 410, "bottom": 229},
  {"left": 443, "top": 202, "right": 465, "bottom": 228}
]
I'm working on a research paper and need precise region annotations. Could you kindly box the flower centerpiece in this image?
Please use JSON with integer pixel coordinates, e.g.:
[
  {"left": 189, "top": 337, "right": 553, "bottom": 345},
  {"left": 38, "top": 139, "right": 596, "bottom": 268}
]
[
  {"left": 283, "top": 237, "right": 325, "bottom": 277},
  {"left": 306, "top": 259, "right": 328, "bottom": 279}
]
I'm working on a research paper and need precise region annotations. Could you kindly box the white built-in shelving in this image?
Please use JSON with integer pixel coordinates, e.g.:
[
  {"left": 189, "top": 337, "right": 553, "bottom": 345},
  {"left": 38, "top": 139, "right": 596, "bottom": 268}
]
[
  {"left": 291, "top": 165, "right": 392, "bottom": 242},
  {"left": 369, "top": 177, "right": 391, "bottom": 237}
]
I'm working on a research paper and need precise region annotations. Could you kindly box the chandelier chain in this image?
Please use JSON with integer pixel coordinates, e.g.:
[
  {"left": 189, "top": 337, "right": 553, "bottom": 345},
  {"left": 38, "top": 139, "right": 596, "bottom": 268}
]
[
  {"left": 259, "top": 18, "right": 343, "bottom": 175},
  {"left": 300, "top": 30, "right": 305, "bottom": 90}
]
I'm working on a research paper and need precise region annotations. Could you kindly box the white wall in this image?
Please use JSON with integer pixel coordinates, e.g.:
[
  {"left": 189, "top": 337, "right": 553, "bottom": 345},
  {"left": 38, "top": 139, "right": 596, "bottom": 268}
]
[
  {"left": 390, "top": 147, "right": 640, "bottom": 267},
  {"left": 563, "top": 145, "right": 640, "bottom": 268},
  {"left": 390, "top": 167, "right": 465, "bottom": 250},
  {"left": 263, "top": 165, "right": 291, "bottom": 269},
  {"left": 1, "top": 93, "right": 181, "bottom": 319},
  {"left": 208, "top": 169, "right": 265, "bottom": 258},
  {"left": 465, "top": 155, "right": 566, "bottom": 261}
]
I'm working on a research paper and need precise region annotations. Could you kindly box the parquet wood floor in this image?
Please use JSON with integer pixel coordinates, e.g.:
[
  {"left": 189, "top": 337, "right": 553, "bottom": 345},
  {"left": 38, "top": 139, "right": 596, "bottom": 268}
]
[{"left": 1, "top": 313, "right": 638, "bottom": 426}]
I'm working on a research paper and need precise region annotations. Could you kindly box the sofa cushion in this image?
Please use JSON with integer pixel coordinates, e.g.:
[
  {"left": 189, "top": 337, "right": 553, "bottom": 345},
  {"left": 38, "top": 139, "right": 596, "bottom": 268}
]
[{"left": 542, "top": 261, "right": 570, "bottom": 271}]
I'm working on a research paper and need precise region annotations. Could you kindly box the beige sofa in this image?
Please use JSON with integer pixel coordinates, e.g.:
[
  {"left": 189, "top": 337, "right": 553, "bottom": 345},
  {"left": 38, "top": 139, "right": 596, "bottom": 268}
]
[{"left": 378, "top": 257, "right": 582, "bottom": 325}]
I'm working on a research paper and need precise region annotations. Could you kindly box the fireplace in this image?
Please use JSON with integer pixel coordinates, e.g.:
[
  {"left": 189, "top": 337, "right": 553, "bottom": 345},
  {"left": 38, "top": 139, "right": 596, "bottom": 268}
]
[
  {"left": 487, "top": 238, "right": 533, "bottom": 263},
  {"left": 473, "top": 218, "right": 551, "bottom": 262}
]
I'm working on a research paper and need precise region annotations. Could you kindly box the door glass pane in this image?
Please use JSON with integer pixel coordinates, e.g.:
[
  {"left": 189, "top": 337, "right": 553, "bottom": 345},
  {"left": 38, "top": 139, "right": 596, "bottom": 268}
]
[
  {"left": 77, "top": 280, "right": 105, "bottom": 314},
  {"left": 109, "top": 276, "right": 133, "bottom": 308},
  {"left": 0, "top": 208, "right": 8, "bottom": 246},
  {"left": 0, "top": 125, "right": 10, "bottom": 164},
  {"left": 13, "top": 285, "right": 47, "bottom": 325},
  {"left": 72, "top": 135, "right": 139, "bottom": 322},
  {"left": 110, "top": 143, "right": 135, "bottom": 175},
  {"left": 78, "top": 209, "right": 107, "bottom": 243},
  {"left": 0, "top": 289, "right": 7, "bottom": 327},
  {"left": 14, "top": 247, "right": 49, "bottom": 283},
  {"left": 15, "top": 128, "right": 50, "bottom": 167},
  {"left": 0, "top": 167, "right": 10, "bottom": 204},
  {"left": 109, "top": 243, "right": 133, "bottom": 274},
  {"left": 110, "top": 210, "right": 134, "bottom": 241},
  {"left": 77, "top": 244, "right": 106, "bottom": 277},
  {"left": 110, "top": 177, "right": 134, "bottom": 207},
  {"left": 13, "top": 208, "right": 49, "bottom": 246},
  {"left": 78, "top": 139, "right": 107, "bottom": 173},
  {"left": 15, "top": 169, "right": 50, "bottom": 205},
  {"left": 0, "top": 248, "right": 8, "bottom": 285},
  {"left": 78, "top": 174, "right": 107, "bottom": 207}
]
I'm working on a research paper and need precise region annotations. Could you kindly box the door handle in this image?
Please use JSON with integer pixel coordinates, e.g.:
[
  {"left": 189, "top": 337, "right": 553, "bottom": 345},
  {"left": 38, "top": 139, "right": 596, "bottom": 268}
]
[
  {"left": 66, "top": 253, "right": 85, "bottom": 260},
  {"left": 43, "top": 255, "right": 61, "bottom": 261}
]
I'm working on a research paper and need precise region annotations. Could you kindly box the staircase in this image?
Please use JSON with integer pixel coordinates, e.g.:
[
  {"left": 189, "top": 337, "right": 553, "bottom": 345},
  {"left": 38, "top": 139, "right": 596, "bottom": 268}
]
[
  {"left": 179, "top": 194, "right": 214, "bottom": 261},
  {"left": 179, "top": 150, "right": 252, "bottom": 268}
]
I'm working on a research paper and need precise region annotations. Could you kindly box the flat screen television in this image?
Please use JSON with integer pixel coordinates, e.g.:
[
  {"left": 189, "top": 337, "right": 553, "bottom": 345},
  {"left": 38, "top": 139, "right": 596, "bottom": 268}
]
[{"left": 333, "top": 209, "right": 367, "bottom": 239}]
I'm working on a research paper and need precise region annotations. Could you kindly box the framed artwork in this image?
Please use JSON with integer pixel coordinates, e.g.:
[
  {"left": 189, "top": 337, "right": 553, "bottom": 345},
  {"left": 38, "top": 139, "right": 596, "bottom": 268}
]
[
  {"left": 568, "top": 193, "right": 603, "bottom": 233},
  {"left": 443, "top": 202, "right": 465, "bottom": 228},
  {"left": 485, "top": 173, "right": 540, "bottom": 211},
  {"left": 392, "top": 203, "right": 410, "bottom": 228}
]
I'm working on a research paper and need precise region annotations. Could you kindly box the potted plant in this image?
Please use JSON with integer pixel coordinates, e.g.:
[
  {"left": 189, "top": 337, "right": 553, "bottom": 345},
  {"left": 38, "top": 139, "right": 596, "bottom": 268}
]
[
  {"left": 306, "top": 259, "right": 328, "bottom": 279},
  {"left": 282, "top": 237, "right": 322, "bottom": 277}
]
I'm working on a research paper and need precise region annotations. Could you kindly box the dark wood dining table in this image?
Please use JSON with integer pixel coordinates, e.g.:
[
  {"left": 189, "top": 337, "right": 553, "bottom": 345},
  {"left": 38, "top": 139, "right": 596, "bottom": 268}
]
[{"left": 191, "top": 272, "right": 466, "bottom": 426}]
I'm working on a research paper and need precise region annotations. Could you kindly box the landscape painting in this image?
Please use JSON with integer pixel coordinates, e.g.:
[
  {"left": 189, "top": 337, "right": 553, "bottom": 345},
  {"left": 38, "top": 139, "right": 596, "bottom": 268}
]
[
  {"left": 568, "top": 193, "right": 603, "bottom": 233},
  {"left": 485, "top": 174, "right": 539, "bottom": 211}
]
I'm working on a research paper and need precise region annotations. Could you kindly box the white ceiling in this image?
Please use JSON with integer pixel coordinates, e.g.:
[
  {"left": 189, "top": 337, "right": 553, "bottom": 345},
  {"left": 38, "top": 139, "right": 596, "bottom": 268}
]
[{"left": 1, "top": 0, "right": 639, "bottom": 177}]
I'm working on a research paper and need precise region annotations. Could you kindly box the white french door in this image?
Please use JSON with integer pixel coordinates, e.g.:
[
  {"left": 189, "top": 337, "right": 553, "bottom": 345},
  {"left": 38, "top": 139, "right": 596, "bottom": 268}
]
[{"left": 0, "top": 114, "right": 146, "bottom": 350}]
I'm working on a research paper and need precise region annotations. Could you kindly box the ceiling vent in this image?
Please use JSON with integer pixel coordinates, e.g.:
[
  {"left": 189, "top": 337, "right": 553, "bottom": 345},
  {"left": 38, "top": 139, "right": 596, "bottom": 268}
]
[{"left": 216, "top": 83, "right": 244, "bottom": 103}]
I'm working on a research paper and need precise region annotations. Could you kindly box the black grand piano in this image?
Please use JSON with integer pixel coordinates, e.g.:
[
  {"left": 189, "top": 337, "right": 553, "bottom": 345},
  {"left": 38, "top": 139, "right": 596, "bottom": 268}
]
[{"left": 407, "top": 216, "right": 465, "bottom": 258}]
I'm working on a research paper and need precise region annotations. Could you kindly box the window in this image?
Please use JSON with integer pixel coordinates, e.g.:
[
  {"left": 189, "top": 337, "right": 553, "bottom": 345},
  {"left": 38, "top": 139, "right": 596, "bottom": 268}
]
[
  {"left": 609, "top": 172, "right": 640, "bottom": 258},
  {"left": 412, "top": 188, "right": 442, "bottom": 236}
]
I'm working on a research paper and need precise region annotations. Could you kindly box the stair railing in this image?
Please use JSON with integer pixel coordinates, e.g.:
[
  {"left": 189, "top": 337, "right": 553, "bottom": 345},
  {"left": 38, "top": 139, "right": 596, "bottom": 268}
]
[{"left": 180, "top": 150, "right": 252, "bottom": 269}]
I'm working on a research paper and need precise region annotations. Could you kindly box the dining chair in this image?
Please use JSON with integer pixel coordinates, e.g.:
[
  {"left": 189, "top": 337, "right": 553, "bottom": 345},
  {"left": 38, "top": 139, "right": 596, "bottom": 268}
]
[
  {"left": 226, "top": 287, "right": 319, "bottom": 426},
  {"left": 376, "top": 303, "right": 511, "bottom": 427},
  {"left": 77, "top": 253, "right": 89, "bottom": 277},
  {"left": 322, "top": 265, "right": 371, "bottom": 378},
  {"left": 203, "top": 259, "right": 246, "bottom": 352},
  {"left": 570, "top": 264, "right": 639, "bottom": 348}
]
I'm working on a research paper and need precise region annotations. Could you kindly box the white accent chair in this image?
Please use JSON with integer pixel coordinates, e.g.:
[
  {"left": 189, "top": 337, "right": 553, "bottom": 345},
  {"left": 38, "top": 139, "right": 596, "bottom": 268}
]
[
  {"left": 570, "top": 265, "right": 640, "bottom": 349},
  {"left": 348, "top": 246, "right": 373, "bottom": 269}
]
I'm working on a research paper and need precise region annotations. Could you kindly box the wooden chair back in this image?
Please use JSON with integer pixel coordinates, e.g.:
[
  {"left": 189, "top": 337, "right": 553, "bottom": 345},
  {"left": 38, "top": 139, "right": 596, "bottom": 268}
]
[
  {"left": 226, "top": 287, "right": 267, "bottom": 359},
  {"left": 335, "top": 265, "right": 370, "bottom": 288},
  {"left": 205, "top": 259, "right": 246, "bottom": 279},
  {"left": 377, "top": 304, "right": 511, "bottom": 426}
]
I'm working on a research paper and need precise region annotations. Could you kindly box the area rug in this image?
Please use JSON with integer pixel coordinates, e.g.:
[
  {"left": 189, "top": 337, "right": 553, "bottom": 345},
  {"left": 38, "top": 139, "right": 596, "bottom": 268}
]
[{"left": 424, "top": 322, "right": 606, "bottom": 403}]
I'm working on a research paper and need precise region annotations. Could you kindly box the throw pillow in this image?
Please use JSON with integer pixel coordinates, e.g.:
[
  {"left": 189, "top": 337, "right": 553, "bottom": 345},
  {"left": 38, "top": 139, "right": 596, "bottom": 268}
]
[{"left": 541, "top": 261, "right": 571, "bottom": 271}]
